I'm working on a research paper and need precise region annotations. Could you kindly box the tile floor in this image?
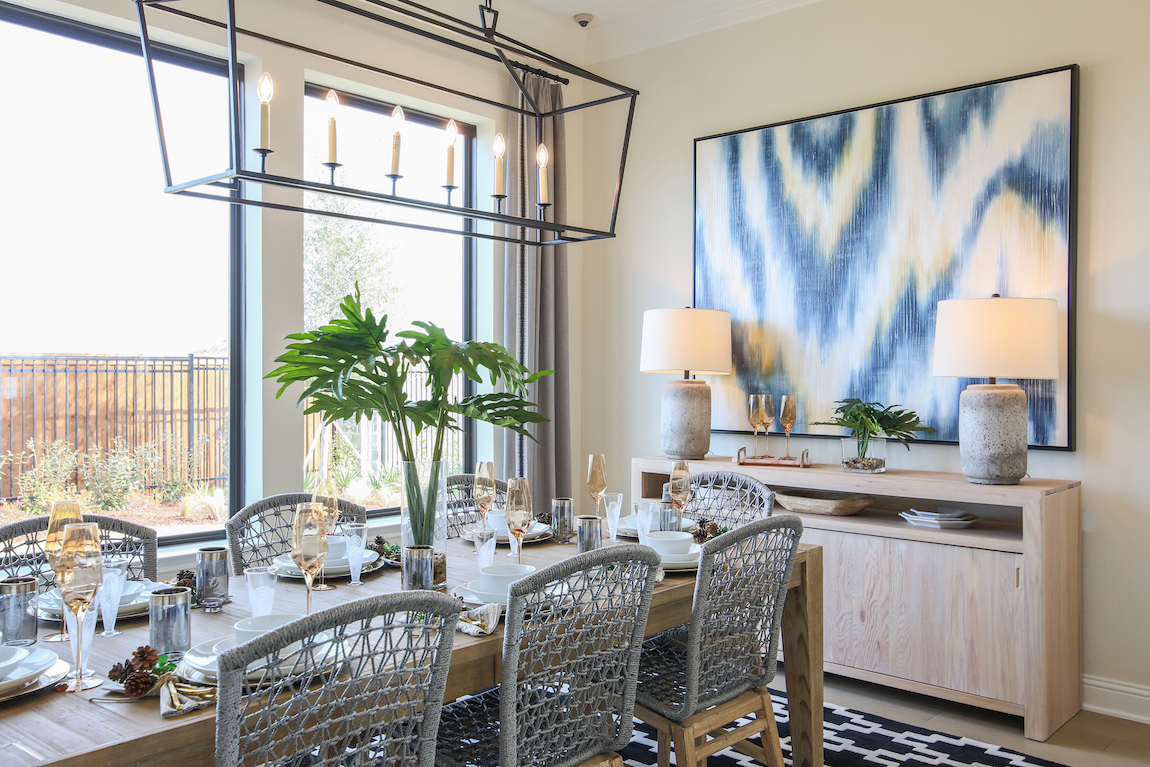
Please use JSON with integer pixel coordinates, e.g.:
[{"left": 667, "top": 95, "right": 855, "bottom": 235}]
[{"left": 773, "top": 664, "right": 1150, "bottom": 766}]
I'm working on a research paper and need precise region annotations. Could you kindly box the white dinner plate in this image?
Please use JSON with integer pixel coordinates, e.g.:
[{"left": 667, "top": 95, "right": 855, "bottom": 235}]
[
  {"left": 899, "top": 512, "right": 978, "bottom": 529},
  {"left": 38, "top": 593, "right": 154, "bottom": 623},
  {"left": 658, "top": 544, "right": 702, "bottom": 565},
  {"left": 40, "top": 580, "right": 155, "bottom": 612},
  {"left": 460, "top": 522, "right": 552, "bottom": 544},
  {"left": 616, "top": 515, "right": 693, "bottom": 538},
  {"left": 452, "top": 580, "right": 569, "bottom": 608},
  {"left": 907, "top": 508, "right": 976, "bottom": 520},
  {"left": 180, "top": 635, "right": 337, "bottom": 683},
  {"left": 271, "top": 550, "right": 380, "bottom": 577},
  {"left": 0, "top": 648, "right": 59, "bottom": 696}
]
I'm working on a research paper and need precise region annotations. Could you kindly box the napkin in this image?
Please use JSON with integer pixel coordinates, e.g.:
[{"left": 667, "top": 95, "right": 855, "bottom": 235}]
[
  {"left": 160, "top": 675, "right": 217, "bottom": 718},
  {"left": 456, "top": 603, "right": 501, "bottom": 636}
]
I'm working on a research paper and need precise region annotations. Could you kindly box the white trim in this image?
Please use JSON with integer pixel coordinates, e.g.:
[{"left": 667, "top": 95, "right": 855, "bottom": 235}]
[{"left": 1083, "top": 674, "right": 1150, "bottom": 725}]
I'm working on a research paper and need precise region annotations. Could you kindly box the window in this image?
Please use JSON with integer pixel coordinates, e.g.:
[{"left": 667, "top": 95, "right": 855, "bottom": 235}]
[
  {"left": 0, "top": 6, "right": 240, "bottom": 538},
  {"left": 301, "top": 85, "right": 475, "bottom": 511}
]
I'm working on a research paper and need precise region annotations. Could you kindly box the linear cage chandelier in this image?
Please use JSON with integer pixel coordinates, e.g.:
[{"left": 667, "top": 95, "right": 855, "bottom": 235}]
[{"left": 132, "top": 0, "right": 638, "bottom": 247}]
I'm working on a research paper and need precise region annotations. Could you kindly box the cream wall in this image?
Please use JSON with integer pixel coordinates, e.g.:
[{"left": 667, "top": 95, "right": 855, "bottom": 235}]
[{"left": 580, "top": 0, "right": 1150, "bottom": 711}]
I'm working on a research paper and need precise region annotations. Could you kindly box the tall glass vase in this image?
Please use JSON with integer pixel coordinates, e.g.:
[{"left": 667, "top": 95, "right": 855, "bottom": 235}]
[{"left": 400, "top": 461, "right": 448, "bottom": 590}]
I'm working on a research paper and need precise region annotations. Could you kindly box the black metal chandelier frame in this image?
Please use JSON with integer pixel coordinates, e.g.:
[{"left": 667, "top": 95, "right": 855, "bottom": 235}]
[{"left": 132, "top": 0, "right": 638, "bottom": 248}]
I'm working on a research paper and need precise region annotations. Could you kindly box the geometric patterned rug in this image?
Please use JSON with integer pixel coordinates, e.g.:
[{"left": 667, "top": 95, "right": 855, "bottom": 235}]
[{"left": 619, "top": 690, "right": 1072, "bottom": 767}]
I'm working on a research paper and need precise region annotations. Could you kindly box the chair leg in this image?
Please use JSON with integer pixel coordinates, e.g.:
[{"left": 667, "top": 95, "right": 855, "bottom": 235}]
[
  {"left": 656, "top": 726, "right": 672, "bottom": 767},
  {"left": 671, "top": 722, "right": 700, "bottom": 767},
  {"left": 757, "top": 687, "right": 785, "bottom": 767}
]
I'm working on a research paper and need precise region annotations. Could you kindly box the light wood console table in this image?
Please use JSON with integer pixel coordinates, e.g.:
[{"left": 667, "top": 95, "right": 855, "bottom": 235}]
[{"left": 632, "top": 456, "right": 1081, "bottom": 741}]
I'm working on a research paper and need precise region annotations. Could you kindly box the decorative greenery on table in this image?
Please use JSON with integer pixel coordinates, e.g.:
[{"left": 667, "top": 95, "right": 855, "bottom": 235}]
[
  {"left": 812, "top": 398, "right": 934, "bottom": 470},
  {"left": 267, "top": 288, "right": 551, "bottom": 549},
  {"left": 108, "top": 645, "right": 176, "bottom": 698}
]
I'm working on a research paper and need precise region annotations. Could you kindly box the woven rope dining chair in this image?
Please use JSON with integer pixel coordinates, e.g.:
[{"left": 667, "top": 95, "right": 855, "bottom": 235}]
[
  {"left": 436, "top": 545, "right": 662, "bottom": 767},
  {"left": 225, "top": 493, "right": 366, "bottom": 576},
  {"left": 684, "top": 471, "right": 775, "bottom": 529},
  {"left": 445, "top": 474, "right": 508, "bottom": 539},
  {"left": 216, "top": 591, "right": 461, "bottom": 767},
  {"left": 0, "top": 514, "right": 157, "bottom": 589},
  {"left": 633, "top": 515, "right": 803, "bottom": 767}
]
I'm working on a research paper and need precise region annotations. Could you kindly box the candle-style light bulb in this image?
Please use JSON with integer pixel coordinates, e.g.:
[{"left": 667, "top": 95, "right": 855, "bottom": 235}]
[
  {"left": 257, "top": 73, "right": 274, "bottom": 151},
  {"left": 445, "top": 119, "right": 458, "bottom": 187},
  {"left": 537, "top": 142, "right": 550, "bottom": 205},
  {"left": 325, "top": 89, "right": 339, "bottom": 164},
  {"left": 390, "top": 105, "right": 405, "bottom": 177},
  {"left": 493, "top": 132, "right": 506, "bottom": 197}
]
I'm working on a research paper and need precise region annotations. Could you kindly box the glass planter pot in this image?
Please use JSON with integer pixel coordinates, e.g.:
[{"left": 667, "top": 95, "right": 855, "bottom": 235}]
[
  {"left": 400, "top": 461, "right": 448, "bottom": 590},
  {"left": 841, "top": 437, "right": 887, "bottom": 473}
]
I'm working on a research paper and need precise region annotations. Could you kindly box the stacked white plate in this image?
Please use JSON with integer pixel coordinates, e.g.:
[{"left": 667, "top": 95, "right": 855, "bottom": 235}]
[
  {"left": 452, "top": 580, "right": 569, "bottom": 607},
  {"left": 0, "top": 648, "right": 62, "bottom": 701},
  {"left": 616, "top": 515, "right": 692, "bottom": 538},
  {"left": 270, "top": 550, "right": 380, "bottom": 578},
  {"left": 460, "top": 522, "right": 552, "bottom": 544},
  {"left": 659, "top": 544, "right": 702, "bottom": 572},
  {"left": 178, "top": 633, "right": 335, "bottom": 684},
  {"left": 899, "top": 508, "right": 978, "bottom": 529},
  {"left": 39, "top": 580, "right": 163, "bottom": 622}
]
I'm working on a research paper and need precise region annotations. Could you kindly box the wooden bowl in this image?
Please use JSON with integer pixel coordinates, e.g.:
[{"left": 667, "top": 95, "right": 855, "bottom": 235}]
[{"left": 774, "top": 489, "right": 875, "bottom": 516}]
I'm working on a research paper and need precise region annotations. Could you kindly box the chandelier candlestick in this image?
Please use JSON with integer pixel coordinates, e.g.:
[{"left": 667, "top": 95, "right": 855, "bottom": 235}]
[
  {"left": 253, "top": 148, "right": 273, "bottom": 174},
  {"left": 386, "top": 174, "right": 403, "bottom": 196},
  {"left": 443, "top": 185, "right": 458, "bottom": 206},
  {"left": 492, "top": 194, "right": 507, "bottom": 215},
  {"left": 322, "top": 162, "right": 342, "bottom": 185}
]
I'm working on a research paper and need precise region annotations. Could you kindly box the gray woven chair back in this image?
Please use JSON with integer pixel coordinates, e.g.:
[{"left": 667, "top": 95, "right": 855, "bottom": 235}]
[
  {"left": 684, "top": 471, "right": 775, "bottom": 529},
  {"left": 215, "top": 591, "right": 460, "bottom": 767},
  {"left": 445, "top": 474, "right": 508, "bottom": 539},
  {"left": 226, "top": 493, "right": 367, "bottom": 576},
  {"left": 0, "top": 514, "right": 157, "bottom": 590},
  {"left": 501, "top": 545, "right": 661, "bottom": 767},
  {"left": 679, "top": 515, "right": 802, "bottom": 718}
]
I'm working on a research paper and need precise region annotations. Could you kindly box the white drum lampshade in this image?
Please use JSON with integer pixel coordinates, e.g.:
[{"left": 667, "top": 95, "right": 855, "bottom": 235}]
[
  {"left": 933, "top": 297, "right": 1059, "bottom": 484},
  {"left": 640, "top": 308, "right": 732, "bottom": 460}
]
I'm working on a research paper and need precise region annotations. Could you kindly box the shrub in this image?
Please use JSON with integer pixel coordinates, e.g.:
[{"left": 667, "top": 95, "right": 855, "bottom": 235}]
[
  {"left": 16, "top": 439, "right": 78, "bottom": 515},
  {"left": 83, "top": 438, "right": 146, "bottom": 511}
]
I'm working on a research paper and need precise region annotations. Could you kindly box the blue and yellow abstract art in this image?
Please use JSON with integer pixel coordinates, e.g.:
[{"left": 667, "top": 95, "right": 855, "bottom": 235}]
[{"left": 695, "top": 66, "right": 1076, "bottom": 448}]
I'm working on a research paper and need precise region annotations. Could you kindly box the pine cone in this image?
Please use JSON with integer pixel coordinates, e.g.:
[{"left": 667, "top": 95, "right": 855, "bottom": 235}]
[
  {"left": 123, "top": 670, "right": 155, "bottom": 698},
  {"left": 108, "top": 662, "right": 129, "bottom": 683},
  {"left": 130, "top": 645, "right": 159, "bottom": 671},
  {"left": 175, "top": 569, "right": 196, "bottom": 589}
]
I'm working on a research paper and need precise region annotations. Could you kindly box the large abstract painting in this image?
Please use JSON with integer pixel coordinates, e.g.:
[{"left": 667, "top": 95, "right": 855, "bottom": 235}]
[{"left": 695, "top": 66, "right": 1077, "bottom": 448}]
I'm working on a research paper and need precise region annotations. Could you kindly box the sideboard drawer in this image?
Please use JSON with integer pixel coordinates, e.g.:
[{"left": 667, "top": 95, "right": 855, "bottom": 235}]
[{"left": 801, "top": 528, "right": 1026, "bottom": 704}]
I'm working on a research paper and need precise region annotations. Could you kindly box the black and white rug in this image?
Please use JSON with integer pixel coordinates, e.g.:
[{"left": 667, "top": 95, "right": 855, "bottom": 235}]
[{"left": 619, "top": 690, "right": 1070, "bottom": 767}]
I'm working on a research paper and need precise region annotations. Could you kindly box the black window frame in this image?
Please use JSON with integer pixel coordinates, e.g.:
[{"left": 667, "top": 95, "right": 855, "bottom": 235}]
[
  {"left": 0, "top": 1, "right": 245, "bottom": 545},
  {"left": 303, "top": 83, "right": 478, "bottom": 518}
]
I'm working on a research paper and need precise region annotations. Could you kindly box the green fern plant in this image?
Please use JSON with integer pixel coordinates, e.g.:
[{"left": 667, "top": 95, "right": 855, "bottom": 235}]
[{"left": 812, "top": 398, "right": 934, "bottom": 461}]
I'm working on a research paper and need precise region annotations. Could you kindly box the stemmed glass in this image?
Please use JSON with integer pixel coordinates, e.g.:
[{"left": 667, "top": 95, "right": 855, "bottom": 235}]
[
  {"left": 97, "top": 559, "right": 128, "bottom": 637},
  {"left": 669, "top": 461, "right": 691, "bottom": 528},
  {"left": 587, "top": 454, "right": 607, "bottom": 520},
  {"left": 780, "top": 395, "right": 797, "bottom": 459},
  {"left": 55, "top": 523, "right": 103, "bottom": 692},
  {"left": 291, "top": 502, "right": 328, "bottom": 615},
  {"left": 748, "top": 395, "right": 775, "bottom": 458},
  {"left": 344, "top": 522, "right": 367, "bottom": 587},
  {"left": 44, "top": 500, "right": 83, "bottom": 643},
  {"left": 474, "top": 462, "right": 496, "bottom": 531},
  {"left": 311, "top": 474, "right": 339, "bottom": 592},
  {"left": 505, "top": 478, "right": 532, "bottom": 566}
]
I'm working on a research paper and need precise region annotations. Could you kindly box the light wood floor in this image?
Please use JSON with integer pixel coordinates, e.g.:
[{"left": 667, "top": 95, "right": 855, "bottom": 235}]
[{"left": 772, "top": 664, "right": 1150, "bottom": 766}]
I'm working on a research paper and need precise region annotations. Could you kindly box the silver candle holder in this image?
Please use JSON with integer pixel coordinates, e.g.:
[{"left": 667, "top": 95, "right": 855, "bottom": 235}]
[
  {"left": 195, "top": 547, "right": 229, "bottom": 612},
  {"left": 576, "top": 516, "right": 602, "bottom": 554},
  {"left": 0, "top": 577, "right": 37, "bottom": 646},
  {"left": 149, "top": 587, "right": 191, "bottom": 660},
  {"left": 551, "top": 498, "right": 574, "bottom": 543}
]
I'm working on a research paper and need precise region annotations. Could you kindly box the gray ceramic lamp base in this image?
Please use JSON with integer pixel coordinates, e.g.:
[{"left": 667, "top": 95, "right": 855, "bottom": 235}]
[
  {"left": 661, "top": 378, "right": 711, "bottom": 460},
  {"left": 959, "top": 383, "right": 1028, "bottom": 485}
]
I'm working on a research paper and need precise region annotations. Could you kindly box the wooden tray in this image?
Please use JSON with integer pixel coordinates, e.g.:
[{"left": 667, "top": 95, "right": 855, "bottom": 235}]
[{"left": 774, "top": 489, "right": 875, "bottom": 516}]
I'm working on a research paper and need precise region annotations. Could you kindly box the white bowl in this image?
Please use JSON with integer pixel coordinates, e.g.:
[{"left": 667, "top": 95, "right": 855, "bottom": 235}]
[
  {"left": 234, "top": 613, "right": 305, "bottom": 647},
  {"left": 0, "top": 647, "right": 30, "bottom": 681},
  {"left": 486, "top": 510, "right": 510, "bottom": 533},
  {"left": 326, "top": 535, "right": 348, "bottom": 560},
  {"left": 479, "top": 564, "right": 535, "bottom": 595},
  {"left": 646, "top": 531, "right": 695, "bottom": 556}
]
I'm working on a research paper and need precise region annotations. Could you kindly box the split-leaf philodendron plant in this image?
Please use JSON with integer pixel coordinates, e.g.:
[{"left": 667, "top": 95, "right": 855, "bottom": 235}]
[
  {"left": 267, "top": 289, "right": 551, "bottom": 548},
  {"left": 812, "top": 398, "right": 934, "bottom": 459}
]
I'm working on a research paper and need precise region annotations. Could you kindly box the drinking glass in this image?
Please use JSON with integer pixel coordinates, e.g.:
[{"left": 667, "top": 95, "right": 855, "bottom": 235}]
[
  {"left": 55, "top": 523, "right": 103, "bottom": 692},
  {"left": 603, "top": 493, "right": 623, "bottom": 541},
  {"left": 505, "top": 478, "right": 533, "bottom": 566},
  {"left": 245, "top": 567, "right": 277, "bottom": 617},
  {"left": 587, "top": 454, "right": 607, "bottom": 520},
  {"left": 780, "top": 395, "right": 798, "bottom": 459},
  {"left": 635, "top": 502, "right": 657, "bottom": 547},
  {"left": 291, "top": 503, "right": 329, "bottom": 615},
  {"left": 748, "top": 395, "right": 766, "bottom": 458},
  {"left": 97, "top": 561, "right": 127, "bottom": 637},
  {"left": 344, "top": 522, "right": 368, "bottom": 586},
  {"left": 472, "top": 527, "right": 497, "bottom": 570},
  {"left": 669, "top": 461, "right": 691, "bottom": 528},
  {"left": 43, "top": 500, "right": 82, "bottom": 643},
  {"left": 311, "top": 474, "right": 339, "bottom": 592},
  {"left": 474, "top": 462, "right": 496, "bottom": 531}
]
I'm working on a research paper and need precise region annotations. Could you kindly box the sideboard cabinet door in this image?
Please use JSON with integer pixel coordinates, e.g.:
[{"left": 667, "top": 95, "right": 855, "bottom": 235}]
[{"left": 800, "top": 528, "right": 1026, "bottom": 705}]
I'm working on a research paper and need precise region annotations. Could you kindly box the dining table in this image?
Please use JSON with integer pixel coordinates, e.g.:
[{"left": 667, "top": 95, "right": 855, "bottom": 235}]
[{"left": 0, "top": 534, "right": 824, "bottom": 767}]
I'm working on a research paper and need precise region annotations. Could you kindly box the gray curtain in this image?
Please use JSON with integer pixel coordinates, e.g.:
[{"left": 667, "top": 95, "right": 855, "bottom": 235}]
[{"left": 501, "top": 74, "right": 572, "bottom": 503}]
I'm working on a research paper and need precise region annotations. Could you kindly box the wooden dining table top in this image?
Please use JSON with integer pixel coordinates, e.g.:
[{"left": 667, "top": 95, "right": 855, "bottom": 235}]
[{"left": 0, "top": 534, "right": 823, "bottom": 767}]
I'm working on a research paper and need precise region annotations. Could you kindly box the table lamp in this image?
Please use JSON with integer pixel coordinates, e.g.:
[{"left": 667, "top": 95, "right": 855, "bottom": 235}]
[
  {"left": 640, "top": 308, "right": 732, "bottom": 460},
  {"left": 932, "top": 296, "right": 1059, "bottom": 484}
]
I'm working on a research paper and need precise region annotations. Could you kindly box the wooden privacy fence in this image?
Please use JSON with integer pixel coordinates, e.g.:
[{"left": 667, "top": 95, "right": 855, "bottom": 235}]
[{"left": 0, "top": 355, "right": 229, "bottom": 499}]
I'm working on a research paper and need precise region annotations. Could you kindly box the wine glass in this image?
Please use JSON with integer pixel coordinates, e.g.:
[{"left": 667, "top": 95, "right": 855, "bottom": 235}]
[
  {"left": 44, "top": 500, "right": 83, "bottom": 643},
  {"left": 780, "top": 395, "right": 798, "bottom": 459},
  {"left": 669, "top": 461, "right": 691, "bottom": 528},
  {"left": 505, "top": 478, "right": 532, "bottom": 566},
  {"left": 474, "top": 462, "right": 496, "bottom": 532},
  {"left": 292, "top": 502, "right": 329, "bottom": 615},
  {"left": 587, "top": 454, "right": 607, "bottom": 520},
  {"left": 55, "top": 522, "right": 103, "bottom": 692},
  {"left": 748, "top": 395, "right": 766, "bottom": 458},
  {"left": 311, "top": 475, "right": 339, "bottom": 592}
]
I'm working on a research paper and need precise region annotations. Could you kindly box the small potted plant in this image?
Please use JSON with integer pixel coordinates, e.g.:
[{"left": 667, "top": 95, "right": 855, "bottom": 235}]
[{"left": 813, "top": 399, "right": 934, "bottom": 473}]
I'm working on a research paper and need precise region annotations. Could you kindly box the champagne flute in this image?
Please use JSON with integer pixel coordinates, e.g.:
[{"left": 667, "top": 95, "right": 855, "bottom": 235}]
[
  {"left": 669, "top": 461, "right": 691, "bottom": 528},
  {"left": 474, "top": 462, "right": 496, "bottom": 532},
  {"left": 587, "top": 454, "right": 607, "bottom": 521},
  {"left": 44, "top": 500, "right": 83, "bottom": 643},
  {"left": 748, "top": 395, "right": 766, "bottom": 458},
  {"left": 780, "top": 395, "right": 798, "bottom": 459},
  {"left": 292, "top": 502, "right": 328, "bottom": 615},
  {"left": 311, "top": 474, "right": 339, "bottom": 592},
  {"left": 762, "top": 395, "right": 776, "bottom": 458},
  {"left": 505, "top": 478, "right": 532, "bottom": 566},
  {"left": 55, "top": 523, "right": 103, "bottom": 692}
]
